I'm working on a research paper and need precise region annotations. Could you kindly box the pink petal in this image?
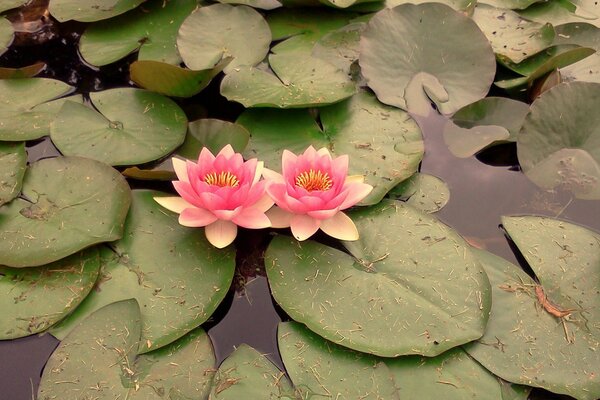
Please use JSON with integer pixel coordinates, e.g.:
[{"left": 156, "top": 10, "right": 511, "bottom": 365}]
[
  {"left": 205, "top": 220, "right": 237, "bottom": 248},
  {"left": 253, "top": 193, "right": 275, "bottom": 213},
  {"left": 172, "top": 158, "right": 189, "bottom": 182},
  {"left": 153, "top": 196, "right": 193, "bottom": 214},
  {"left": 345, "top": 175, "right": 365, "bottom": 184},
  {"left": 252, "top": 160, "right": 263, "bottom": 184},
  {"left": 290, "top": 214, "right": 321, "bottom": 241},
  {"left": 233, "top": 208, "right": 271, "bottom": 229},
  {"left": 320, "top": 212, "right": 359, "bottom": 241},
  {"left": 317, "top": 147, "right": 331, "bottom": 157},
  {"left": 198, "top": 147, "right": 216, "bottom": 170},
  {"left": 297, "top": 195, "right": 325, "bottom": 211},
  {"left": 281, "top": 150, "right": 298, "bottom": 179},
  {"left": 302, "top": 146, "right": 318, "bottom": 159},
  {"left": 199, "top": 191, "right": 227, "bottom": 210},
  {"left": 173, "top": 181, "right": 204, "bottom": 208},
  {"left": 262, "top": 167, "right": 284, "bottom": 183},
  {"left": 213, "top": 207, "right": 241, "bottom": 221},
  {"left": 307, "top": 207, "right": 339, "bottom": 220},
  {"left": 217, "top": 144, "right": 235, "bottom": 158},
  {"left": 339, "top": 182, "right": 373, "bottom": 210},
  {"left": 266, "top": 206, "right": 292, "bottom": 228},
  {"left": 179, "top": 208, "right": 218, "bottom": 227}
]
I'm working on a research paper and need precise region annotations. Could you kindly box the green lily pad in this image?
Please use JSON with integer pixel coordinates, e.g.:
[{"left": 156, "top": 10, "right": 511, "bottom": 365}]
[
  {"left": 478, "top": 0, "right": 543, "bottom": 9},
  {"left": 520, "top": 0, "right": 600, "bottom": 29},
  {"left": 312, "top": 22, "right": 364, "bottom": 74},
  {"left": 50, "top": 190, "right": 235, "bottom": 353},
  {"left": 50, "top": 88, "right": 187, "bottom": 166},
  {"left": 0, "top": 0, "right": 28, "bottom": 13},
  {"left": 0, "top": 62, "right": 46, "bottom": 79},
  {"left": 554, "top": 23, "right": 600, "bottom": 83},
  {"left": 0, "top": 157, "right": 131, "bottom": 268},
  {"left": 495, "top": 44, "right": 595, "bottom": 88},
  {"left": 353, "top": 0, "right": 476, "bottom": 13},
  {"left": 178, "top": 4, "right": 271, "bottom": 74},
  {"left": 221, "top": 52, "right": 356, "bottom": 108},
  {"left": 387, "top": 173, "right": 450, "bottom": 213},
  {"left": 0, "top": 78, "right": 75, "bottom": 141},
  {"left": 39, "top": 300, "right": 217, "bottom": 400},
  {"left": 48, "top": 0, "right": 147, "bottom": 22},
  {"left": 268, "top": 8, "right": 356, "bottom": 54},
  {"left": 278, "top": 321, "right": 400, "bottom": 399},
  {"left": 78, "top": 0, "right": 196, "bottom": 67},
  {"left": 130, "top": 58, "right": 230, "bottom": 98},
  {"left": 210, "top": 344, "right": 294, "bottom": 399},
  {"left": 0, "top": 17, "right": 13, "bottom": 57},
  {"left": 0, "top": 141, "right": 25, "bottom": 206},
  {"left": 217, "top": 0, "right": 282, "bottom": 9},
  {"left": 237, "top": 90, "right": 423, "bottom": 205},
  {"left": 464, "top": 226, "right": 600, "bottom": 400},
  {"left": 122, "top": 118, "right": 250, "bottom": 181},
  {"left": 473, "top": 4, "right": 555, "bottom": 63},
  {"left": 387, "top": 347, "right": 530, "bottom": 399},
  {"left": 0, "top": 248, "right": 100, "bottom": 339},
  {"left": 266, "top": 201, "right": 491, "bottom": 357},
  {"left": 359, "top": 3, "right": 496, "bottom": 114},
  {"left": 518, "top": 81, "right": 600, "bottom": 199}
]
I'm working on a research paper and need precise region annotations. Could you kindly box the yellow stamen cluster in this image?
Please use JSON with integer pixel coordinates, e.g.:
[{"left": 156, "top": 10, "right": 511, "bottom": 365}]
[
  {"left": 204, "top": 171, "right": 239, "bottom": 187},
  {"left": 295, "top": 169, "right": 333, "bottom": 191}
]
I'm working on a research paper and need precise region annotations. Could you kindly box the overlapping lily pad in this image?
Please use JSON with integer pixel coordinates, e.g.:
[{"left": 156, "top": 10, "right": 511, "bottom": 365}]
[
  {"left": 221, "top": 51, "right": 356, "bottom": 108},
  {"left": 266, "top": 201, "right": 491, "bottom": 357},
  {"left": 554, "top": 23, "right": 600, "bottom": 83},
  {"left": 495, "top": 44, "right": 595, "bottom": 88},
  {"left": 0, "top": 157, "right": 131, "bottom": 267},
  {"left": 312, "top": 22, "right": 364, "bottom": 74},
  {"left": 0, "top": 0, "right": 28, "bottom": 13},
  {"left": 387, "top": 348, "right": 530, "bottom": 399},
  {"left": 130, "top": 59, "right": 230, "bottom": 97},
  {"left": 479, "top": 0, "right": 542, "bottom": 9},
  {"left": 0, "top": 78, "right": 75, "bottom": 141},
  {"left": 0, "top": 248, "right": 100, "bottom": 339},
  {"left": 0, "top": 17, "right": 13, "bottom": 57},
  {"left": 210, "top": 344, "right": 294, "bottom": 399},
  {"left": 279, "top": 321, "right": 399, "bottom": 399},
  {"left": 0, "top": 62, "right": 46, "bottom": 79},
  {"left": 38, "top": 300, "right": 216, "bottom": 400},
  {"left": 217, "top": 0, "right": 282, "bottom": 9},
  {"left": 359, "top": 3, "right": 496, "bottom": 114},
  {"left": 50, "top": 88, "right": 187, "bottom": 166},
  {"left": 518, "top": 81, "right": 600, "bottom": 199},
  {"left": 79, "top": 0, "right": 197, "bottom": 66},
  {"left": 50, "top": 190, "right": 236, "bottom": 353},
  {"left": 520, "top": 0, "right": 600, "bottom": 29},
  {"left": 387, "top": 173, "right": 450, "bottom": 213},
  {"left": 48, "top": 0, "right": 147, "bottom": 22},
  {"left": 465, "top": 216, "right": 600, "bottom": 400},
  {"left": 0, "top": 141, "right": 25, "bottom": 206},
  {"left": 238, "top": 90, "right": 423, "bottom": 204},
  {"left": 473, "top": 4, "right": 555, "bottom": 63},
  {"left": 178, "top": 4, "right": 271, "bottom": 73},
  {"left": 268, "top": 8, "right": 356, "bottom": 54}
]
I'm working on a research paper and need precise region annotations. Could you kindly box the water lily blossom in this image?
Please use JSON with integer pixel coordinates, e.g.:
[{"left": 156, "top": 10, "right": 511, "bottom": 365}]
[
  {"left": 264, "top": 146, "right": 373, "bottom": 241},
  {"left": 154, "top": 145, "right": 273, "bottom": 248}
]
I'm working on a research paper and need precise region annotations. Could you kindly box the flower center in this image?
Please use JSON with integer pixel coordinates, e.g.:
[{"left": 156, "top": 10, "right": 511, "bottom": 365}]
[
  {"left": 295, "top": 169, "right": 333, "bottom": 192},
  {"left": 204, "top": 171, "right": 239, "bottom": 187}
]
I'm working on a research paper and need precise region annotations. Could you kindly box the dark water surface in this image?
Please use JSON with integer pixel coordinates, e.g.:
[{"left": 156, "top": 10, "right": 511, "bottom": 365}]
[{"left": 1, "top": 3, "right": 599, "bottom": 400}]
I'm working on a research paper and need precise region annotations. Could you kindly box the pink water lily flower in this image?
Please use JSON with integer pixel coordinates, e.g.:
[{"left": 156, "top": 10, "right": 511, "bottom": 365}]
[
  {"left": 154, "top": 145, "right": 273, "bottom": 248},
  {"left": 264, "top": 146, "right": 373, "bottom": 241}
]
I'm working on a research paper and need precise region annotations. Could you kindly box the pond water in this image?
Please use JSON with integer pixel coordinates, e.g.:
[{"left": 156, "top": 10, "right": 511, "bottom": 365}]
[{"left": 1, "top": 2, "right": 600, "bottom": 400}]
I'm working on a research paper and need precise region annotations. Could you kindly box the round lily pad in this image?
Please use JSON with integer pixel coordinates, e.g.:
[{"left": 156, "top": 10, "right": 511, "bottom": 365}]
[
  {"left": 39, "top": 300, "right": 216, "bottom": 400},
  {"left": 278, "top": 321, "right": 400, "bottom": 399},
  {"left": 0, "top": 0, "right": 28, "bottom": 13},
  {"left": 210, "top": 344, "right": 294, "bottom": 399},
  {"left": 50, "top": 88, "right": 188, "bottom": 166},
  {"left": 0, "top": 17, "right": 13, "bottom": 57},
  {"left": 130, "top": 59, "right": 229, "bottom": 98},
  {"left": 0, "top": 156, "right": 131, "bottom": 268},
  {"left": 0, "top": 248, "right": 100, "bottom": 340},
  {"left": 479, "top": 0, "right": 543, "bottom": 9},
  {"left": 266, "top": 200, "right": 491, "bottom": 357},
  {"left": 0, "top": 62, "right": 46, "bottom": 79},
  {"left": 473, "top": 4, "right": 555, "bottom": 63},
  {"left": 518, "top": 81, "right": 600, "bottom": 199},
  {"left": 554, "top": 23, "right": 600, "bottom": 83},
  {"left": 312, "top": 22, "right": 365, "bottom": 74},
  {"left": 79, "top": 0, "right": 197, "bottom": 67},
  {"left": 0, "top": 141, "right": 26, "bottom": 206},
  {"left": 217, "top": 0, "right": 282, "bottom": 9},
  {"left": 48, "top": 0, "right": 146, "bottom": 22},
  {"left": 465, "top": 223, "right": 600, "bottom": 400},
  {"left": 387, "top": 173, "right": 450, "bottom": 213},
  {"left": 237, "top": 90, "right": 423, "bottom": 205},
  {"left": 50, "top": 190, "right": 236, "bottom": 353},
  {"left": 387, "top": 347, "right": 530, "bottom": 399},
  {"left": 178, "top": 4, "right": 271, "bottom": 73},
  {"left": 220, "top": 51, "right": 357, "bottom": 108},
  {"left": 0, "top": 78, "right": 74, "bottom": 141},
  {"left": 520, "top": 0, "right": 600, "bottom": 29},
  {"left": 359, "top": 3, "right": 496, "bottom": 114}
]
